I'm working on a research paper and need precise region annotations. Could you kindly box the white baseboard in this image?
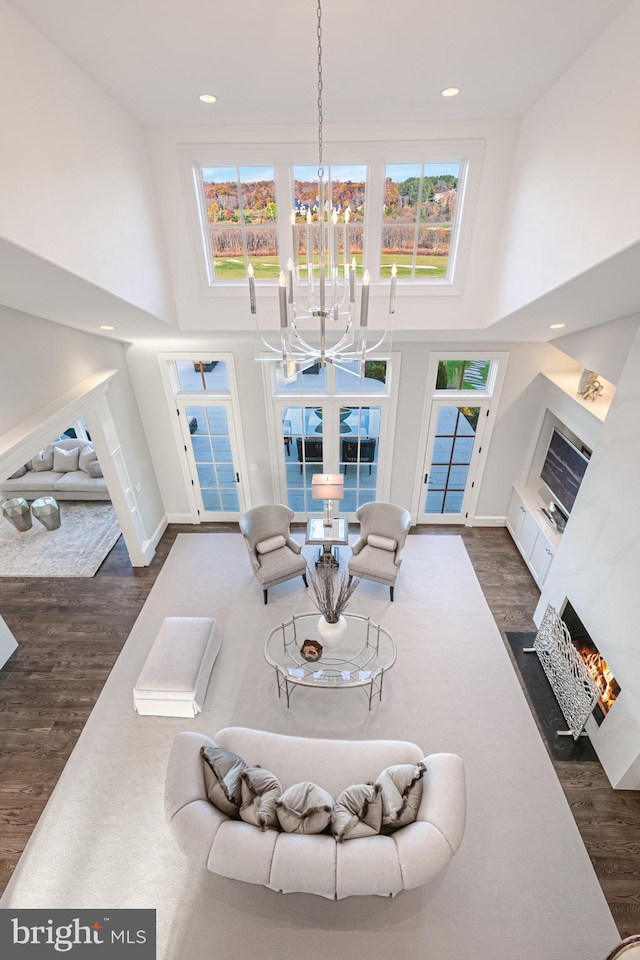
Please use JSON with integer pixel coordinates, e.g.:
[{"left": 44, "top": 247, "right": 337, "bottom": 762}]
[
  {"left": 141, "top": 514, "right": 169, "bottom": 564},
  {"left": 466, "top": 515, "right": 507, "bottom": 527},
  {"left": 166, "top": 512, "right": 199, "bottom": 524}
]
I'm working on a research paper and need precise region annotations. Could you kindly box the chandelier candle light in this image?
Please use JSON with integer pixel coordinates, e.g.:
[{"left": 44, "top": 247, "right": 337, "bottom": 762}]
[{"left": 249, "top": 0, "right": 396, "bottom": 377}]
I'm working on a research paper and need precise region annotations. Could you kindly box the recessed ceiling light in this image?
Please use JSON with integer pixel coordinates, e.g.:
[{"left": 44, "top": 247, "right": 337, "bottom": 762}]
[
  {"left": 99, "top": 325, "right": 115, "bottom": 331},
  {"left": 549, "top": 323, "right": 566, "bottom": 329},
  {"left": 199, "top": 93, "right": 217, "bottom": 103},
  {"left": 441, "top": 87, "right": 460, "bottom": 97}
]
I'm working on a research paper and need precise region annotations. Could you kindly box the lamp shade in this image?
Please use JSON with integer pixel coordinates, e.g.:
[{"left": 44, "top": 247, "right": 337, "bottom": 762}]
[{"left": 312, "top": 474, "right": 344, "bottom": 501}]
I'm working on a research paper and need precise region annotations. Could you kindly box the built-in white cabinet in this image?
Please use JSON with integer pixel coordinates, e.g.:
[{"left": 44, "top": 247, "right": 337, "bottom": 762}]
[{"left": 506, "top": 483, "right": 562, "bottom": 590}]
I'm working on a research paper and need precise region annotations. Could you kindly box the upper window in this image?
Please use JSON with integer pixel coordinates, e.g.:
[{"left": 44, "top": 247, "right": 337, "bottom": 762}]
[
  {"left": 435, "top": 359, "right": 491, "bottom": 392},
  {"left": 172, "top": 360, "right": 230, "bottom": 394},
  {"left": 199, "top": 166, "right": 278, "bottom": 281},
  {"left": 292, "top": 165, "right": 366, "bottom": 274},
  {"left": 382, "top": 162, "right": 461, "bottom": 281},
  {"left": 272, "top": 359, "right": 390, "bottom": 396}
]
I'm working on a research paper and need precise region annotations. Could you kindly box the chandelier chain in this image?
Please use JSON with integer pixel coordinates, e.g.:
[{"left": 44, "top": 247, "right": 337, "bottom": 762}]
[{"left": 317, "top": 0, "right": 324, "bottom": 180}]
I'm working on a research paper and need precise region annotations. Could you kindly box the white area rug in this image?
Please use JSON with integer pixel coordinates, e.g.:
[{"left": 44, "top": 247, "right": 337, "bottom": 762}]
[
  {"left": 0, "top": 501, "right": 120, "bottom": 576},
  {"left": 0, "top": 534, "right": 620, "bottom": 960}
]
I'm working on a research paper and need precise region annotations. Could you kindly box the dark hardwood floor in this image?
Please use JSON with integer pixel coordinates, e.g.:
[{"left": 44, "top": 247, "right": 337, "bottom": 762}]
[{"left": 0, "top": 522, "right": 638, "bottom": 936}]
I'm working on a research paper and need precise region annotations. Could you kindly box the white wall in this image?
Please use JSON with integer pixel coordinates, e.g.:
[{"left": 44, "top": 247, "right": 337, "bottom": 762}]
[
  {"left": 125, "top": 336, "right": 565, "bottom": 525},
  {"left": 0, "top": 306, "right": 165, "bottom": 541},
  {"left": 552, "top": 314, "right": 640, "bottom": 386},
  {"left": 0, "top": 0, "right": 175, "bottom": 324},
  {"left": 536, "top": 323, "right": 640, "bottom": 789},
  {"left": 146, "top": 119, "right": 517, "bottom": 333},
  {"left": 491, "top": 0, "right": 640, "bottom": 322}
]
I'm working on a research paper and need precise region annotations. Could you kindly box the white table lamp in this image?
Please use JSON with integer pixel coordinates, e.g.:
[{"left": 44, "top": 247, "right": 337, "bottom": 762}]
[{"left": 312, "top": 474, "right": 344, "bottom": 526}]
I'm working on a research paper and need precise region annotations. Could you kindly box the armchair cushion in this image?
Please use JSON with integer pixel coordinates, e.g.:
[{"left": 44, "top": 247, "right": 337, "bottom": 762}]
[
  {"left": 348, "top": 545, "right": 400, "bottom": 584},
  {"left": 256, "top": 534, "right": 287, "bottom": 555},
  {"left": 367, "top": 534, "right": 397, "bottom": 552}
]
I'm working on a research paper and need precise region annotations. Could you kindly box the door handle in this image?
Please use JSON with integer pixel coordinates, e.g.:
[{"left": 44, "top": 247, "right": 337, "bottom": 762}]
[
  {"left": 424, "top": 473, "right": 428, "bottom": 484},
  {"left": 235, "top": 472, "right": 240, "bottom": 483}
]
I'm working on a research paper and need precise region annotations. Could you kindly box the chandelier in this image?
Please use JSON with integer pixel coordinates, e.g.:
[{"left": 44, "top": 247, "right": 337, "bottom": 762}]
[{"left": 249, "top": 0, "right": 396, "bottom": 378}]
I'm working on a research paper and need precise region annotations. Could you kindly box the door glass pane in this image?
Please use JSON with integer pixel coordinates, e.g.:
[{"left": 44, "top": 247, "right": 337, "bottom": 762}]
[
  {"left": 424, "top": 406, "right": 480, "bottom": 515},
  {"left": 340, "top": 406, "right": 381, "bottom": 512},
  {"left": 186, "top": 404, "right": 239, "bottom": 514},
  {"left": 282, "top": 406, "right": 324, "bottom": 512}
]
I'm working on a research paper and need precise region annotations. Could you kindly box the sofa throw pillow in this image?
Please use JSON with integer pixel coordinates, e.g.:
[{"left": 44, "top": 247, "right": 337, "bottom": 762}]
[
  {"left": 239, "top": 765, "right": 282, "bottom": 831},
  {"left": 332, "top": 782, "right": 383, "bottom": 841},
  {"left": 8, "top": 465, "right": 27, "bottom": 479},
  {"left": 31, "top": 446, "right": 54, "bottom": 472},
  {"left": 256, "top": 535, "right": 286, "bottom": 555},
  {"left": 53, "top": 446, "right": 80, "bottom": 473},
  {"left": 78, "top": 446, "right": 98, "bottom": 473},
  {"left": 87, "top": 460, "right": 103, "bottom": 479},
  {"left": 201, "top": 745, "right": 247, "bottom": 817},
  {"left": 375, "top": 762, "right": 426, "bottom": 831},
  {"left": 276, "top": 782, "right": 335, "bottom": 834},
  {"left": 367, "top": 534, "right": 397, "bottom": 552}
]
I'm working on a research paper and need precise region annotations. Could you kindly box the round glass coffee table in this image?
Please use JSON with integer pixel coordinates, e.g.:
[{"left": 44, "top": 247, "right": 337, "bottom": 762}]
[{"left": 264, "top": 612, "right": 396, "bottom": 710}]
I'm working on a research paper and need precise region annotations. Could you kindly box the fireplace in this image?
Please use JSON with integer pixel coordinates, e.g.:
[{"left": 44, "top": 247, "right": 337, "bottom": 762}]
[{"left": 561, "top": 601, "right": 620, "bottom": 725}]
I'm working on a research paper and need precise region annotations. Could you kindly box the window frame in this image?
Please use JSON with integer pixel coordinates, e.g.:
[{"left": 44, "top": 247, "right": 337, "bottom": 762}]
[
  {"left": 181, "top": 139, "right": 484, "bottom": 300},
  {"left": 410, "top": 350, "right": 509, "bottom": 524},
  {"left": 268, "top": 356, "right": 395, "bottom": 399},
  {"left": 380, "top": 160, "right": 467, "bottom": 284},
  {"left": 194, "top": 164, "right": 279, "bottom": 285}
]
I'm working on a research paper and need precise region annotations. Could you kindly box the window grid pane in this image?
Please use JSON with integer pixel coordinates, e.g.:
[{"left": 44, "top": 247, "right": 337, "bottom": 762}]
[
  {"left": 424, "top": 406, "right": 479, "bottom": 515},
  {"left": 201, "top": 165, "right": 277, "bottom": 281},
  {"left": 382, "top": 162, "right": 460, "bottom": 280}
]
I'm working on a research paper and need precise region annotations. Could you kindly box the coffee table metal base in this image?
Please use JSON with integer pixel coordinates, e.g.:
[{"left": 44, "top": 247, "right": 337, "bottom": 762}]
[{"left": 264, "top": 612, "right": 396, "bottom": 711}]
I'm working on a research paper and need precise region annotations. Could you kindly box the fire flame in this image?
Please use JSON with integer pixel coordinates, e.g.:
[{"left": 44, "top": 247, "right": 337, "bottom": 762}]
[{"left": 581, "top": 650, "right": 619, "bottom": 713}]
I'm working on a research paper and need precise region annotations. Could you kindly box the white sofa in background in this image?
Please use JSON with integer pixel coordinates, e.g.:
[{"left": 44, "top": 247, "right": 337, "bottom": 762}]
[
  {"left": 1, "top": 439, "right": 109, "bottom": 501},
  {"left": 165, "top": 727, "right": 467, "bottom": 900}
]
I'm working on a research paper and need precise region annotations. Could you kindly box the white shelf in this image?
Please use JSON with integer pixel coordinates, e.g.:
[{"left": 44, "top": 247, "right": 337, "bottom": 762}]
[{"left": 542, "top": 371, "right": 615, "bottom": 423}]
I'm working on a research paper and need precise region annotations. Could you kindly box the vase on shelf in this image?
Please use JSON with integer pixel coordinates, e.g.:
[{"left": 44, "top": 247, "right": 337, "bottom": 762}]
[{"left": 317, "top": 615, "right": 348, "bottom": 651}]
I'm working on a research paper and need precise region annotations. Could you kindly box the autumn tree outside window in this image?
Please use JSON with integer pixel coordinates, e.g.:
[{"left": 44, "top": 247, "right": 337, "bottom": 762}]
[{"left": 200, "top": 165, "right": 279, "bottom": 281}]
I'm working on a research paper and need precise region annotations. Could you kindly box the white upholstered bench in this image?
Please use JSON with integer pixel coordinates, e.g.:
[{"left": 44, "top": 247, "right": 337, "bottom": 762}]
[{"left": 133, "top": 616, "right": 220, "bottom": 717}]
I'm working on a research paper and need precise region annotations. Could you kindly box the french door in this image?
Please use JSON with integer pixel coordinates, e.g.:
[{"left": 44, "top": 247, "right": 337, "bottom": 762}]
[
  {"left": 276, "top": 401, "right": 385, "bottom": 516},
  {"left": 417, "top": 400, "right": 488, "bottom": 522},
  {"left": 177, "top": 400, "right": 247, "bottom": 519}
]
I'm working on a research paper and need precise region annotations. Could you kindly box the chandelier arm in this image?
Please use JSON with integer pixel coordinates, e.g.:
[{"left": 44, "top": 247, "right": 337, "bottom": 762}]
[{"left": 250, "top": 0, "right": 394, "bottom": 372}]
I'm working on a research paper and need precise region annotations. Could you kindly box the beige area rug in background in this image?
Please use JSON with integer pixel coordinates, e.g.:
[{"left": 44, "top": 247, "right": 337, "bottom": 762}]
[
  {"left": 0, "top": 533, "right": 620, "bottom": 960},
  {"left": 0, "top": 501, "right": 120, "bottom": 576}
]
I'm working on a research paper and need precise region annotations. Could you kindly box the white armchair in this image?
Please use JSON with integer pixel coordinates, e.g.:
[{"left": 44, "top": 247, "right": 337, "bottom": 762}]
[
  {"left": 348, "top": 501, "right": 412, "bottom": 601},
  {"left": 239, "top": 504, "right": 308, "bottom": 604}
]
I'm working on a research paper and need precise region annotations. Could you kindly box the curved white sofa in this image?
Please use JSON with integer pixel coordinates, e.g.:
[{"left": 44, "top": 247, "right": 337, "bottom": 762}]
[{"left": 165, "top": 727, "right": 466, "bottom": 900}]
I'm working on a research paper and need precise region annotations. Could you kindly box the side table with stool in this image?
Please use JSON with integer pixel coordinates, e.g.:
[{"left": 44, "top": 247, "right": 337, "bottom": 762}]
[{"left": 305, "top": 517, "right": 348, "bottom": 567}]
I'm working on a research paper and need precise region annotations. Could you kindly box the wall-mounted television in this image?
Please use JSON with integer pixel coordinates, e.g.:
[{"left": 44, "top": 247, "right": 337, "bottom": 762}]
[{"left": 540, "top": 428, "right": 590, "bottom": 517}]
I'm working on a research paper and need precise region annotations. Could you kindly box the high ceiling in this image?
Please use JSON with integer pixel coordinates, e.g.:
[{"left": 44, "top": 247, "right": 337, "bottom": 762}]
[{"left": 7, "top": 0, "right": 633, "bottom": 126}]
